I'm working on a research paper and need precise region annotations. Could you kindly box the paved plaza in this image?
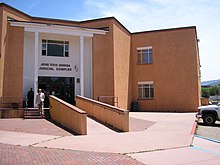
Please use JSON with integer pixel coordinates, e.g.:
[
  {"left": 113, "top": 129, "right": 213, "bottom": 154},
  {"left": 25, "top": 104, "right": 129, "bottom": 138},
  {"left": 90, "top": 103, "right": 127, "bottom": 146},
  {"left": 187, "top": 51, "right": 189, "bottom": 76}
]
[
  {"left": 0, "top": 112, "right": 220, "bottom": 164},
  {"left": 0, "top": 143, "right": 144, "bottom": 165}
]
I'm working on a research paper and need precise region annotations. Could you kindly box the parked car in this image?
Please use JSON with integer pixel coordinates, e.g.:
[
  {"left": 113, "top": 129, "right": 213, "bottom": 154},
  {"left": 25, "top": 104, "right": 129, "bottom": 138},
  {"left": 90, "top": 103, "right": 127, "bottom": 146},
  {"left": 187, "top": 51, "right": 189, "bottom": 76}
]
[{"left": 196, "top": 103, "right": 220, "bottom": 125}]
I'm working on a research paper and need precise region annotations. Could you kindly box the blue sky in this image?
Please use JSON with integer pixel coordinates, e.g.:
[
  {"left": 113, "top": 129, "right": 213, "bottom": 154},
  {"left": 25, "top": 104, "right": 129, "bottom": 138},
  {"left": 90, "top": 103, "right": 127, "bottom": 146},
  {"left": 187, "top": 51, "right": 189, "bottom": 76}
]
[{"left": 1, "top": 0, "right": 220, "bottom": 81}]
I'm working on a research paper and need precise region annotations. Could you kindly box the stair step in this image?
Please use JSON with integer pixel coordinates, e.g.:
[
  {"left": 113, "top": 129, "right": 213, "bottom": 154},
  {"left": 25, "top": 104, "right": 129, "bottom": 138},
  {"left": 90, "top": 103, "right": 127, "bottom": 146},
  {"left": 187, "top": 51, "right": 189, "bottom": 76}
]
[
  {"left": 25, "top": 110, "right": 40, "bottom": 112},
  {"left": 25, "top": 111, "right": 40, "bottom": 114},
  {"left": 24, "top": 115, "right": 43, "bottom": 119},
  {"left": 24, "top": 108, "right": 51, "bottom": 119}
]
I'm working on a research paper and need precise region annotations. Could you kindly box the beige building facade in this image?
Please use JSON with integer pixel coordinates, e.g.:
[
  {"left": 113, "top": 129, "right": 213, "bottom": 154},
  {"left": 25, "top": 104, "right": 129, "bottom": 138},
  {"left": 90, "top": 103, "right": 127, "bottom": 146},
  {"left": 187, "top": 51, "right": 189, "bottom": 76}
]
[{"left": 0, "top": 3, "right": 201, "bottom": 112}]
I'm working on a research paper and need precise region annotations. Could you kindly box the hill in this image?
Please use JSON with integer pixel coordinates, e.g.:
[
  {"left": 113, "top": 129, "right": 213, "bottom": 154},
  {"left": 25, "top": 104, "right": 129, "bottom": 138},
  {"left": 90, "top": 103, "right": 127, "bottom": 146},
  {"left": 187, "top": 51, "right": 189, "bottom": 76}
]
[{"left": 201, "top": 79, "right": 220, "bottom": 87}]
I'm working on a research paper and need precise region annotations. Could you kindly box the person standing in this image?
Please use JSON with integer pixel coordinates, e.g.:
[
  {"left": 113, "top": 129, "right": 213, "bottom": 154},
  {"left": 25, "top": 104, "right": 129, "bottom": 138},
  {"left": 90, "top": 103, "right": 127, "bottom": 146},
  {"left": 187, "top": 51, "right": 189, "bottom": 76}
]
[
  {"left": 27, "top": 88, "right": 34, "bottom": 108},
  {"left": 35, "top": 89, "right": 45, "bottom": 116}
]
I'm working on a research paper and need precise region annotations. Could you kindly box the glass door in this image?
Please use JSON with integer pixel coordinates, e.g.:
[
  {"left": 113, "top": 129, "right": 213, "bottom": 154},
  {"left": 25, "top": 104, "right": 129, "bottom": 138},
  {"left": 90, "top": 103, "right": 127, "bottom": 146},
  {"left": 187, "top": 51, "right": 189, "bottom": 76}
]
[{"left": 38, "top": 77, "right": 75, "bottom": 107}]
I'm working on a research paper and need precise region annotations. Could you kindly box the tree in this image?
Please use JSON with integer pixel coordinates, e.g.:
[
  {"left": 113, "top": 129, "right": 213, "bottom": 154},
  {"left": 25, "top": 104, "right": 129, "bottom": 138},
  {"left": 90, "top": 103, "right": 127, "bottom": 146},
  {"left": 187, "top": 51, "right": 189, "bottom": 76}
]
[
  {"left": 201, "top": 88, "right": 210, "bottom": 98},
  {"left": 209, "top": 85, "right": 220, "bottom": 95},
  {"left": 201, "top": 85, "right": 220, "bottom": 98}
]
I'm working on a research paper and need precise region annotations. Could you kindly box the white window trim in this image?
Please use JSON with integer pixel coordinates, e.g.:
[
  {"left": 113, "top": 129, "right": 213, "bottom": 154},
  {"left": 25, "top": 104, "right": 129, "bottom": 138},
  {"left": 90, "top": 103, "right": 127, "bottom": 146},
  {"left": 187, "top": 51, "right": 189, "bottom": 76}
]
[
  {"left": 138, "top": 81, "right": 153, "bottom": 85},
  {"left": 42, "top": 39, "right": 69, "bottom": 57},
  {"left": 137, "top": 46, "right": 153, "bottom": 64},
  {"left": 137, "top": 46, "right": 152, "bottom": 50},
  {"left": 138, "top": 81, "right": 154, "bottom": 99}
]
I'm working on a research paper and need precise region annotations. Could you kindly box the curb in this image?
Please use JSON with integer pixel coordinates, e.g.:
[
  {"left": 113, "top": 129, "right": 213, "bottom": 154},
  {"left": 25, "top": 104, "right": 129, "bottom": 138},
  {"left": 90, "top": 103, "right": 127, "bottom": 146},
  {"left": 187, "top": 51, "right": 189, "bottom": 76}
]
[
  {"left": 190, "top": 121, "right": 197, "bottom": 135},
  {"left": 190, "top": 121, "right": 198, "bottom": 146}
]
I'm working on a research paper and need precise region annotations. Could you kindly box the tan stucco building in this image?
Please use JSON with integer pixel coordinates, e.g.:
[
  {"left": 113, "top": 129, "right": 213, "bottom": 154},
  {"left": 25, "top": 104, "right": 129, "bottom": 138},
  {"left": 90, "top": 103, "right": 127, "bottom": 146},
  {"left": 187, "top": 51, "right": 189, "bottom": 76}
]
[{"left": 0, "top": 3, "right": 201, "bottom": 112}]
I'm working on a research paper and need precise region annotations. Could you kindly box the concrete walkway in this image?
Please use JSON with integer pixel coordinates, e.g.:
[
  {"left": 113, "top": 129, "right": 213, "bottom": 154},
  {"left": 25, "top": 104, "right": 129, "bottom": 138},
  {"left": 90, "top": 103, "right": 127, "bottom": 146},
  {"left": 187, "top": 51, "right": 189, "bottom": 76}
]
[
  {"left": 0, "top": 112, "right": 220, "bottom": 164},
  {"left": 0, "top": 113, "right": 195, "bottom": 153},
  {"left": 130, "top": 136, "right": 220, "bottom": 165},
  {"left": 33, "top": 113, "right": 194, "bottom": 153},
  {"left": 87, "top": 117, "right": 116, "bottom": 135}
]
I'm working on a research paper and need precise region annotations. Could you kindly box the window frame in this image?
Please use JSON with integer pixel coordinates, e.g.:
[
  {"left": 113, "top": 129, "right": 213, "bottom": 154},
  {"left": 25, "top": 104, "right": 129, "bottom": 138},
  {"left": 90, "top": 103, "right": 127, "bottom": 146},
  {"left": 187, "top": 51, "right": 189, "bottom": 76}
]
[
  {"left": 138, "top": 81, "right": 154, "bottom": 99},
  {"left": 42, "top": 39, "right": 69, "bottom": 57},
  {"left": 137, "top": 46, "right": 153, "bottom": 64}
]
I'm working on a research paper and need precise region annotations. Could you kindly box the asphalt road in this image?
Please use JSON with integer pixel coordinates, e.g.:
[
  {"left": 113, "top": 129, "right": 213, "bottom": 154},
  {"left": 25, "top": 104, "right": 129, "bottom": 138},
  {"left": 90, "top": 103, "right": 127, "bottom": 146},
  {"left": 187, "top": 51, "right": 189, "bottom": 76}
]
[{"left": 196, "top": 119, "right": 220, "bottom": 141}]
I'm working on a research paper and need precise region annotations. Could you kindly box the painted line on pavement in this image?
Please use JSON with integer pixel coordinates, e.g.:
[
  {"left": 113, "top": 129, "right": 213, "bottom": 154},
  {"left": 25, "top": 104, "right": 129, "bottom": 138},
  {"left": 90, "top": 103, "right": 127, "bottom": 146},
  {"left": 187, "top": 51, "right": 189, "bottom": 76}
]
[
  {"left": 194, "top": 134, "right": 220, "bottom": 144},
  {"left": 190, "top": 146, "right": 220, "bottom": 157}
]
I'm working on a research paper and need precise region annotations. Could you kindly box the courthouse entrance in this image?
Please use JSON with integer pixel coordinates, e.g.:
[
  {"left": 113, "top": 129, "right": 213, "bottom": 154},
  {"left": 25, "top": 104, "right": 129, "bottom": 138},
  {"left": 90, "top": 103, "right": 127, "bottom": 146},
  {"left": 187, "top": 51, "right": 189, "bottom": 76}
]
[{"left": 38, "top": 77, "right": 75, "bottom": 107}]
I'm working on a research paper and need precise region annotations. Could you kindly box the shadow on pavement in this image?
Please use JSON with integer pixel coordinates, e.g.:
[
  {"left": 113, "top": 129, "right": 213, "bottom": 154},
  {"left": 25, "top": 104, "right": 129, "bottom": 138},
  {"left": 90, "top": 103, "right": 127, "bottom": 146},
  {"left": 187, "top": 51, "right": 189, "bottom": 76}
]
[{"left": 45, "top": 119, "right": 79, "bottom": 136}]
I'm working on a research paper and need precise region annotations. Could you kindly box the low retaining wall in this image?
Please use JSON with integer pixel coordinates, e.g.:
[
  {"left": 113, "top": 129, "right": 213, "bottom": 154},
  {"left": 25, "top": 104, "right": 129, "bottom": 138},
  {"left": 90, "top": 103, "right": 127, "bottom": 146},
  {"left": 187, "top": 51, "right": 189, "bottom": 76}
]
[
  {"left": 49, "top": 96, "right": 87, "bottom": 135},
  {"left": 76, "top": 95, "right": 129, "bottom": 132},
  {"left": 0, "top": 109, "right": 24, "bottom": 118}
]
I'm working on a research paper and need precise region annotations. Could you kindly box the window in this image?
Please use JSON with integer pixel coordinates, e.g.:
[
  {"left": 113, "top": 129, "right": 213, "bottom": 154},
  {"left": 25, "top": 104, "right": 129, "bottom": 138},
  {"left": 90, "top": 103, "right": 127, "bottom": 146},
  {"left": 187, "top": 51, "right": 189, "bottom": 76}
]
[
  {"left": 138, "top": 81, "right": 154, "bottom": 99},
  {"left": 137, "top": 47, "right": 152, "bottom": 64},
  {"left": 42, "top": 39, "right": 69, "bottom": 57}
]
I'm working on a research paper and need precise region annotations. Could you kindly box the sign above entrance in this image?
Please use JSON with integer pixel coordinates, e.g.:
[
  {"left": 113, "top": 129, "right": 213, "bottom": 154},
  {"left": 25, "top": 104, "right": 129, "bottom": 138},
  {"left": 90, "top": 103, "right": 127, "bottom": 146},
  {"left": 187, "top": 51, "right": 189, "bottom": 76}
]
[{"left": 39, "top": 62, "right": 72, "bottom": 72}]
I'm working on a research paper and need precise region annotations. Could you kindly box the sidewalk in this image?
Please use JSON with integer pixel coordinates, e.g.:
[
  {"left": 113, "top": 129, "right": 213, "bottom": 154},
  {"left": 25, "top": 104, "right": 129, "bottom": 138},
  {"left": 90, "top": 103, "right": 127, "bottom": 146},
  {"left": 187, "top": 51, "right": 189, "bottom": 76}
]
[
  {"left": 129, "top": 137, "right": 220, "bottom": 165},
  {"left": 34, "top": 113, "right": 195, "bottom": 153},
  {"left": 1, "top": 112, "right": 219, "bottom": 164},
  {"left": 0, "top": 113, "right": 195, "bottom": 153}
]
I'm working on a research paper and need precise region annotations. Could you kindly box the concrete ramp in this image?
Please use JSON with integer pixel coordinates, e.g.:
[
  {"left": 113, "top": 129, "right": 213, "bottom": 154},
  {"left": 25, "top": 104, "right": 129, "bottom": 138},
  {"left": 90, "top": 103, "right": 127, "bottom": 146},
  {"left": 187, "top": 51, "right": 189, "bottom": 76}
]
[{"left": 87, "top": 117, "right": 116, "bottom": 135}]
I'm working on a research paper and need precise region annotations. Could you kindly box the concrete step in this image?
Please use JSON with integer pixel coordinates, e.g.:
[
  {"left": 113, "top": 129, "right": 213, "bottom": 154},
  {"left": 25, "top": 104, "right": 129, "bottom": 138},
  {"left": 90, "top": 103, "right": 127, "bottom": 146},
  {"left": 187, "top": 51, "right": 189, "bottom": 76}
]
[
  {"left": 24, "top": 115, "right": 43, "bottom": 119},
  {"left": 25, "top": 111, "right": 40, "bottom": 116},
  {"left": 24, "top": 108, "right": 51, "bottom": 119}
]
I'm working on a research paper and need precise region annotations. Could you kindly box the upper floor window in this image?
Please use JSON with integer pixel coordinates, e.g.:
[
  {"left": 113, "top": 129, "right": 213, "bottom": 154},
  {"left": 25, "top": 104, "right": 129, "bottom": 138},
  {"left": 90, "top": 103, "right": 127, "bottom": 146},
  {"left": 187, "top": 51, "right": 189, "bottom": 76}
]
[
  {"left": 42, "top": 39, "right": 69, "bottom": 57},
  {"left": 137, "top": 47, "right": 152, "bottom": 64},
  {"left": 138, "top": 81, "right": 154, "bottom": 99}
]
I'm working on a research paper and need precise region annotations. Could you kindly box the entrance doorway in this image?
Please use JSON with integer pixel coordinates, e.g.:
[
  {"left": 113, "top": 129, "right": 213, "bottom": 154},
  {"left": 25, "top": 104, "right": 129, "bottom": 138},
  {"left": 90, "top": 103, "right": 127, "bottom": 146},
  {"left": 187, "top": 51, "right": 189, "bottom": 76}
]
[{"left": 38, "top": 77, "right": 75, "bottom": 107}]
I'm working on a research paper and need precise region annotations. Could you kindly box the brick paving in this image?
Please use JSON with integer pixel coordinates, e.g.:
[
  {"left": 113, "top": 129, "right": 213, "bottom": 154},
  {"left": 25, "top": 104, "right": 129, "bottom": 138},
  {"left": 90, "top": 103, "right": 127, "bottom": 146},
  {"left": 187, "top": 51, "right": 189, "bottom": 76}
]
[
  {"left": 0, "top": 143, "right": 145, "bottom": 165},
  {"left": 0, "top": 119, "right": 72, "bottom": 136}
]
